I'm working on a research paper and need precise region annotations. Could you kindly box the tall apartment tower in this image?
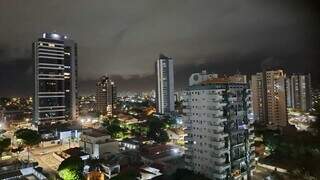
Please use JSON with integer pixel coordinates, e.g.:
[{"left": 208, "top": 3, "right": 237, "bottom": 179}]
[
  {"left": 251, "top": 70, "right": 287, "bottom": 129},
  {"left": 95, "top": 75, "right": 116, "bottom": 116},
  {"left": 286, "top": 74, "right": 312, "bottom": 112},
  {"left": 155, "top": 54, "right": 175, "bottom": 114},
  {"left": 33, "top": 33, "right": 78, "bottom": 131},
  {"left": 183, "top": 71, "right": 255, "bottom": 180}
]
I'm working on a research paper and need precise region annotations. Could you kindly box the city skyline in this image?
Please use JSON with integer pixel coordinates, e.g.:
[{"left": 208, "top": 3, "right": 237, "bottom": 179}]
[
  {"left": 0, "top": 0, "right": 320, "bottom": 96},
  {"left": 1, "top": 1, "right": 320, "bottom": 180}
]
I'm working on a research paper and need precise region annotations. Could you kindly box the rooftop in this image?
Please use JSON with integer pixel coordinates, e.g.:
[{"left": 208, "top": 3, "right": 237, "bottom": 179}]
[{"left": 82, "top": 129, "right": 109, "bottom": 138}]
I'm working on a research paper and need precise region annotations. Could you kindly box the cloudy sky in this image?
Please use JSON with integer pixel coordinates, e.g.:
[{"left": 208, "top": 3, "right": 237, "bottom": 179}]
[{"left": 0, "top": 0, "right": 319, "bottom": 96}]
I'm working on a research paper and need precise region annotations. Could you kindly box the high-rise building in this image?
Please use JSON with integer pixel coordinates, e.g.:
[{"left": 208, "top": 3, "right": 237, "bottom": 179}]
[
  {"left": 251, "top": 70, "right": 287, "bottom": 129},
  {"left": 95, "top": 75, "right": 116, "bottom": 116},
  {"left": 33, "top": 33, "right": 78, "bottom": 131},
  {"left": 155, "top": 54, "right": 175, "bottom": 114},
  {"left": 183, "top": 71, "right": 255, "bottom": 180},
  {"left": 286, "top": 74, "right": 312, "bottom": 112}
]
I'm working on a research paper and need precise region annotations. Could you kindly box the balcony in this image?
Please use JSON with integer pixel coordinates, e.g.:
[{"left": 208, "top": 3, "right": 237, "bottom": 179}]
[
  {"left": 212, "top": 173, "right": 227, "bottom": 179},
  {"left": 249, "top": 134, "right": 254, "bottom": 140},
  {"left": 211, "top": 117, "right": 227, "bottom": 124},
  {"left": 228, "top": 97, "right": 238, "bottom": 102},
  {"left": 182, "top": 101, "right": 189, "bottom": 106},
  {"left": 216, "top": 133, "right": 229, "bottom": 139},
  {"left": 210, "top": 125, "right": 224, "bottom": 133},
  {"left": 208, "top": 93, "right": 222, "bottom": 99},
  {"left": 212, "top": 142, "right": 226, "bottom": 149},
  {"left": 231, "top": 142, "right": 244, "bottom": 148},
  {"left": 250, "top": 146, "right": 255, "bottom": 152},
  {"left": 185, "top": 148, "right": 193, "bottom": 154},
  {"left": 232, "top": 156, "right": 246, "bottom": 164},
  {"left": 184, "top": 136, "right": 193, "bottom": 141},
  {"left": 213, "top": 164, "right": 230, "bottom": 172},
  {"left": 210, "top": 111, "right": 224, "bottom": 118},
  {"left": 237, "top": 110, "right": 245, "bottom": 116},
  {"left": 208, "top": 96, "right": 223, "bottom": 102},
  {"left": 211, "top": 149, "right": 229, "bottom": 157},
  {"left": 182, "top": 109, "right": 191, "bottom": 113},
  {"left": 207, "top": 105, "right": 223, "bottom": 111},
  {"left": 212, "top": 141, "right": 225, "bottom": 147},
  {"left": 211, "top": 156, "right": 226, "bottom": 164},
  {"left": 250, "top": 153, "right": 255, "bottom": 160}
]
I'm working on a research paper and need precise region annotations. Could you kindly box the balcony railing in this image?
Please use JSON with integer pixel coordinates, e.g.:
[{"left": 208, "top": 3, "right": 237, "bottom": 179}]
[
  {"left": 213, "top": 164, "right": 230, "bottom": 172},
  {"left": 212, "top": 173, "right": 227, "bottom": 179}
]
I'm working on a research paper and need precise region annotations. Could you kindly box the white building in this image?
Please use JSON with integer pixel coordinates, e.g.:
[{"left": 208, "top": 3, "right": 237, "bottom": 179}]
[
  {"left": 80, "top": 129, "right": 119, "bottom": 159},
  {"left": 0, "top": 167, "right": 47, "bottom": 180},
  {"left": 155, "top": 54, "right": 175, "bottom": 115},
  {"left": 183, "top": 71, "right": 255, "bottom": 180}
]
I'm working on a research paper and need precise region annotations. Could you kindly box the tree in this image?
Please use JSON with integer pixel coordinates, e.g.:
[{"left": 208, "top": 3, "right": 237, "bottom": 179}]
[
  {"left": 147, "top": 117, "right": 169, "bottom": 143},
  {"left": 15, "top": 128, "right": 41, "bottom": 162},
  {"left": 163, "top": 116, "right": 176, "bottom": 129},
  {"left": 103, "top": 117, "right": 126, "bottom": 139},
  {"left": 0, "top": 137, "right": 11, "bottom": 159},
  {"left": 172, "top": 168, "right": 210, "bottom": 180},
  {"left": 58, "top": 156, "right": 84, "bottom": 180}
]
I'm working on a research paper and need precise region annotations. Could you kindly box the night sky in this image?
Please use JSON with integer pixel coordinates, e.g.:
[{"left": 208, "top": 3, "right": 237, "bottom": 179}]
[{"left": 0, "top": 0, "right": 319, "bottom": 96}]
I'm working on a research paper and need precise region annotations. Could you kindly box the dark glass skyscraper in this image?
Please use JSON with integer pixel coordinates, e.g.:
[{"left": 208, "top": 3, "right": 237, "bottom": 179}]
[{"left": 33, "top": 33, "right": 78, "bottom": 132}]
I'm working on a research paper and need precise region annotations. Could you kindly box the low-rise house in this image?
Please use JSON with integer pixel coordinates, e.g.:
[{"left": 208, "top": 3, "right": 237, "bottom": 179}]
[
  {"left": 80, "top": 129, "right": 119, "bottom": 159},
  {"left": 120, "top": 138, "right": 141, "bottom": 151},
  {"left": 166, "top": 128, "right": 185, "bottom": 144}
]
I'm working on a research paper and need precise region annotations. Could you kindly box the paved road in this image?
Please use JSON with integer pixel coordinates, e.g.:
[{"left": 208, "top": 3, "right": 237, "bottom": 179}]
[
  {"left": 252, "top": 164, "right": 289, "bottom": 180},
  {"left": 22, "top": 142, "right": 80, "bottom": 178}
]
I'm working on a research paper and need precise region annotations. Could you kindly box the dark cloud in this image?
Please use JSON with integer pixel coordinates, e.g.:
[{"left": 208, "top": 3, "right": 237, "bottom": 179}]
[{"left": 0, "top": 0, "right": 319, "bottom": 96}]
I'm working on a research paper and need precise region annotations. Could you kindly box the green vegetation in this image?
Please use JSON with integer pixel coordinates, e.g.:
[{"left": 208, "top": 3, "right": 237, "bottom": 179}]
[
  {"left": 163, "top": 115, "right": 176, "bottom": 129},
  {"left": 171, "top": 168, "right": 210, "bottom": 180},
  {"left": 0, "top": 137, "right": 10, "bottom": 158},
  {"left": 127, "top": 123, "right": 148, "bottom": 137},
  {"left": 146, "top": 117, "right": 169, "bottom": 143},
  {"left": 259, "top": 129, "right": 320, "bottom": 178},
  {"left": 14, "top": 128, "right": 41, "bottom": 162},
  {"left": 103, "top": 117, "right": 128, "bottom": 139},
  {"left": 256, "top": 96, "right": 320, "bottom": 179},
  {"left": 58, "top": 156, "right": 84, "bottom": 180}
]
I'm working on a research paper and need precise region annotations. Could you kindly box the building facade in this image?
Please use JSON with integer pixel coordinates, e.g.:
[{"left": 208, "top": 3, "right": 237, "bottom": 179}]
[
  {"left": 286, "top": 74, "right": 312, "bottom": 112},
  {"left": 95, "top": 75, "right": 116, "bottom": 116},
  {"left": 183, "top": 71, "right": 255, "bottom": 180},
  {"left": 155, "top": 54, "right": 175, "bottom": 114},
  {"left": 80, "top": 129, "right": 119, "bottom": 159},
  {"left": 33, "top": 33, "right": 78, "bottom": 131},
  {"left": 251, "top": 70, "right": 287, "bottom": 129}
]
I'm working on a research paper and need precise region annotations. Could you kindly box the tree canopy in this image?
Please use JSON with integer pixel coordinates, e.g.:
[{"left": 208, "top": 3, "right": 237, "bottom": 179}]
[
  {"left": 171, "top": 168, "right": 210, "bottom": 180},
  {"left": 147, "top": 117, "right": 169, "bottom": 143},
  {"left": 103, "top": 117, "right": 127, "bottom": 139},
  {"left": 15, "top": 128, "right": 41, "bottom": 146},
  {"left": 58, "top": 156, "right": 84, "bottom": 180},
  {"left": 0, "top": 137, "right": 11, "bottom": 156}
]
